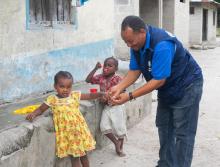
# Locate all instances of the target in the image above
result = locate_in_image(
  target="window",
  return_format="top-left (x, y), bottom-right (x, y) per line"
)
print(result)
top-left (180, 0), bottom-right (185, 3)
top-left (213, 11), bottom-right (216, 26)
top-left (190, 7), bottom-right (195, 15)
top-left (27, 0), bottom-right (77, 30)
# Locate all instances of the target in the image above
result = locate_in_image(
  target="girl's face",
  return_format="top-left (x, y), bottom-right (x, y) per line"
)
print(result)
top-left (103, 59), bottom-right (117, 77)
top-left (54, 78), bottom-right (73, 98)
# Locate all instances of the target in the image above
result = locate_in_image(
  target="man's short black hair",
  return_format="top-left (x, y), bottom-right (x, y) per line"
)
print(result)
top-left (54, 71), bottom-right (73, 84)
top-left (104, 57), bottom-right (118, 68)
top-left (121, 15), bottom-right (146, 32)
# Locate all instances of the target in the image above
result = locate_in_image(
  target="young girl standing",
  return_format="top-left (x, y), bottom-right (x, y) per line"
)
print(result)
top-left (26, 71), bottom-right (102, 167)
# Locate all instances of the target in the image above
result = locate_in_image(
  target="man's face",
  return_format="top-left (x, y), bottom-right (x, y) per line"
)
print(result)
top-left (121, 27), bottom-right (146, 51)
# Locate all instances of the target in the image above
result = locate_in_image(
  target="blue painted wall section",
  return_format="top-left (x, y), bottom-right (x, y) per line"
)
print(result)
top-left (0, 39), bottom-right (114, 101)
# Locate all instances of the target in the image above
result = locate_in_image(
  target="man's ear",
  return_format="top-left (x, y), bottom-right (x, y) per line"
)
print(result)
top-left (140, 28), bottom-right (146, 34)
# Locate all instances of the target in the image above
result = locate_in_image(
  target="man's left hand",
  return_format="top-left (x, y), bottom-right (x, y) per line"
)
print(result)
top-left (109, 92), bottom-right (129, 105)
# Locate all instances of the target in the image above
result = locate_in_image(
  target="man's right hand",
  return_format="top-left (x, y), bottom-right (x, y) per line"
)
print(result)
top-left (108, 85), bottom-right (121, 101)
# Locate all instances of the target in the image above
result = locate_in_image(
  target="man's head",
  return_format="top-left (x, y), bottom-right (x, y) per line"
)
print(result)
top-left (121, 15), bottom-right (147, 51)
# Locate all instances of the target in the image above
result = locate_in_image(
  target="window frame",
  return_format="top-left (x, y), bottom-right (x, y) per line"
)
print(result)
top-left (26, 0), bottom-right (78, 30)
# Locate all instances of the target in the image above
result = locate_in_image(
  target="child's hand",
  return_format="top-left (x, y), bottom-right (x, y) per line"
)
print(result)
top-left (100, 94), bottom-right (108, 104)
top-left (95, 62), bottom-right (102, 70)
top-left (26, 112), bottom-right (37, 122)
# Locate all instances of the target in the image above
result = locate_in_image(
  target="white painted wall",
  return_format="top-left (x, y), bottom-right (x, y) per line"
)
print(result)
top-left (114, 0), bottom-right (139, 60)
top-left (207, 7), bottom-right (217, 42)
top-left (0, 0), bottom-right (115, 101)
top-left (140, 0), bottom-right (159, 27)
top-left (0, 0), bottom-right (114, 59)
top-left (174, 0), bottom-right (190, 47)
top-left (163, 0), bottom-right (175, 33)
top-left (189, 2), bottom-right (217, 45)
top-left (189, 5), bottom-right (203, 44)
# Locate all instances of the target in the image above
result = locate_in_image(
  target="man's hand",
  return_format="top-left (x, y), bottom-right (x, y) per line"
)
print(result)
top-left (108, 85), bottom-right (121, 101)
top-left (109, 92), bottom-right (129, 105)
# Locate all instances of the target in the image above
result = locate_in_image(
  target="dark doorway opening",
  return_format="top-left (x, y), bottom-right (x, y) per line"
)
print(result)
top-left (202, 9), bottom-right (208, 41)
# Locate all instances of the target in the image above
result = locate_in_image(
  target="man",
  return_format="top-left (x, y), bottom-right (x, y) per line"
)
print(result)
top-left (109, 15), bottom-right (203, 167)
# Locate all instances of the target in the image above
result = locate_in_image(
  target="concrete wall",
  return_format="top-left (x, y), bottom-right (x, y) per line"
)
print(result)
top-left (0, 0), bottom-right (114, 101)
top-left (163, 0), bottom-right (175, 33)
top-left (189, 2), bottom-right (218, 45)
top-left (206, 4), bottom-right (217, 42)
top-left (139, 0), bottom-right (190, 47)
top-left (189, 4), bottom-right (203, 44)
top-left (0, 77), bottom-right (152, 167)
top-left (140, 0), bottom-right (159, 27)
top-left (114, 0), bottom-right (139, 60)
top-left (174, 0), bottom-right (190, 47)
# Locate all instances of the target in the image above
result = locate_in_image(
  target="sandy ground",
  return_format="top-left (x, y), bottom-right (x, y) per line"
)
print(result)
top-left (89, 47), bottom-right (220, 167)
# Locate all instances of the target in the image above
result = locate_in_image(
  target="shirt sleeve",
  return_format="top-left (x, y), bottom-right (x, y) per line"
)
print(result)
top-left (129, 49), bottom-right (141, 70)
top-left (44, 95), bottom-right (55, 107)
top-left (91, 74), bottom-right (102, 84)
top-left (72, 91), bottom-right (81, 101)
top-left (111, 75), bottom-right (122, 86)
top-left (152, 41), bottom-right (175, 80)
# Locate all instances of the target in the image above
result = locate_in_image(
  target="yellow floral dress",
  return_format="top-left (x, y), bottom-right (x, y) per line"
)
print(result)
top-left (45, 91), bottom-right (96, 158)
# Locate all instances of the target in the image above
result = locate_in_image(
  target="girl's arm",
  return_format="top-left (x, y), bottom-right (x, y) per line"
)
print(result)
top-left (26, 103), bottom-right (49, 121)
top-left (80, 92), bottom-right (104, 100)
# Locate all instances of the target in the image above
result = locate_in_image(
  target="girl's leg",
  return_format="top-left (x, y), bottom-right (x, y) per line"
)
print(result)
top-left (80, 154), bottom-right (90, 167)
top-left (70, 156), bottom-right (81, 167)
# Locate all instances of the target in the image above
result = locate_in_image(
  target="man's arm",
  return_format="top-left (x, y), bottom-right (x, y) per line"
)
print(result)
top-left (111, 79), bottom-right (166, 105)
top-left (110, 70), bottom-right (141, 98)
top-left (131, 79), bottom-right (165, 98)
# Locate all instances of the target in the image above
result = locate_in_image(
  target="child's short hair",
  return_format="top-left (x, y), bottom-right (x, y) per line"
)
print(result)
top-left (104, 57), bottom-right (118, 68)
top-left (54, 71), bottom-right (73, 84)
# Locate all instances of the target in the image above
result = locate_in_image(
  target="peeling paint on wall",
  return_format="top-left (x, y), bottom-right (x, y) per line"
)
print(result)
top-left (0, 39), bottom-right (114, 101)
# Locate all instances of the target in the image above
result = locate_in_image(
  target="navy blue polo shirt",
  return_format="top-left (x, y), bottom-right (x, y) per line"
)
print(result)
top-left (129, 33), bottom-right (175, 80)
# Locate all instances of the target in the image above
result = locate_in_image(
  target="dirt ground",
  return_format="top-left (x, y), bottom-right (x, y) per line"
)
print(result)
top-left (89, 46), bottom-right (220, 167)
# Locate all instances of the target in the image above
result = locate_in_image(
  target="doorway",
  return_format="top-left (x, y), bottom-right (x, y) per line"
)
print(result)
top-left (202, 9), bottom-right (208, 41)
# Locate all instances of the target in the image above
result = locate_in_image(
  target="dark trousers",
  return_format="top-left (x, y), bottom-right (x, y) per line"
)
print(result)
top-left (156, 78), bottom-right (203, 167)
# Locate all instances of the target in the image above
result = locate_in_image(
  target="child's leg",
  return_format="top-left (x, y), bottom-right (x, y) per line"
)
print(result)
top-left (100, 106), bottom-right (123, 156)
top-left (80, 154), bottom-right (90, 167)
top-left (70, 156), bottom-right (81, 167)
top-left (119, 137), bottom-right (124, 150)
top-left (110, 105), bottom-right (127, 157)
top-left (105, 133), bottom-right (121, 156)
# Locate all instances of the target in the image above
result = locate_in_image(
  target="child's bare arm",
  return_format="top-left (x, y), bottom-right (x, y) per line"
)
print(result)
top-left (26, 103), bottom-right (49, 122)
top-left (80, 92), bottom-right (105, 100)
top-left (85, 62), bottom-right (102, 83)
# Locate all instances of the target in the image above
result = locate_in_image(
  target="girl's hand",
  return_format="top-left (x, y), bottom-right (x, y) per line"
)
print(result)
top-left (26, 112), bottom-right (38, 122)
top-left (99, 93), bottom-right (108, 104)
top-left (95, 62), bottom-right (102, 70)
top-left (25, 103), bottom-right (48, 122)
